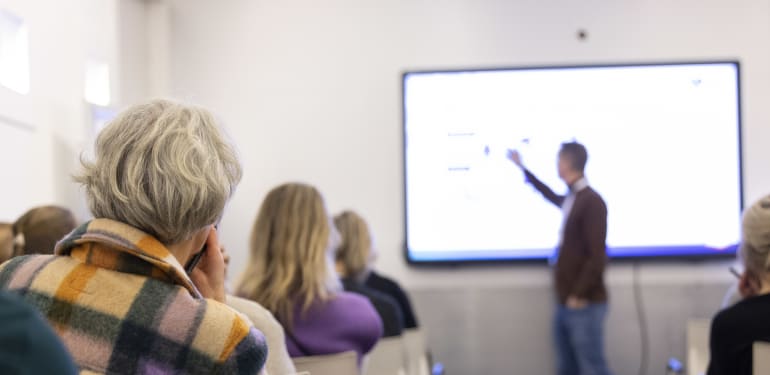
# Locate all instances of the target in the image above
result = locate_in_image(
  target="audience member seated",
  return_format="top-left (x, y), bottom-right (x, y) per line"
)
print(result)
top-left (707, 194), bottom-right (770, 375)
top-left (11, 205), bottom-right (77, 256)
top-left (334, 210), bottom-right (404, 337)
top-left (332, 211), bottom-right (420, 330)
top-left (0, 100), bottom-right (267, 374)
top-left (0, 223), bottom-right (12, 264)
top-left (236, 183), bottom-right (382, 362)
top-left (223, 247), bottom-right (297, 375)
top-left (0, 291), bottom-right (78, 374)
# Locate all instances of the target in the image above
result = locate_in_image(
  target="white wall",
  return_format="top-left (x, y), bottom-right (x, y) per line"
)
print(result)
top-left (0, 0), bottom-right (157, 222)
top-left (115, 0), bottom-right (170, 104)
top-left (0, 0), bottom-right (108, 221)
top-left (164, 1), bottom-right (770, 373)
top-left (166, 0), bottom-right (770, 287)
top-left (116, 0), bottom-right (149, 107)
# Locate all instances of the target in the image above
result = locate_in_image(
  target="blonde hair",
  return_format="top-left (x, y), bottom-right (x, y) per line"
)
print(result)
top-left (334, 210), bottom-right (373, 281)
top-left (74, 99), bottom-right (242, 245)
top-left (740, 195), bottom-right (770, 275)
top-left (236, 183), bottom-right (340, 328)
top-left (12, 206), bottom-right (77, 256)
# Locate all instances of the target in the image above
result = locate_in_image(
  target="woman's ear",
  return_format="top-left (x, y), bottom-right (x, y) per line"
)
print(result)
top-left (739, 270), bottom-right (762, 298)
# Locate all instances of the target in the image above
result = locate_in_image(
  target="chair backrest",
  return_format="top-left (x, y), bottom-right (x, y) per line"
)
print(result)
top-left (362, 336), bottom-right (407, 375)
top-left (403, 329), bottom-right (430, 375)
top-left (687, 319), bottom-right (711, 375)
top-left (753, 341), bottom-right (770, 375)
top-left (293, 350), bottom-right (358, 375)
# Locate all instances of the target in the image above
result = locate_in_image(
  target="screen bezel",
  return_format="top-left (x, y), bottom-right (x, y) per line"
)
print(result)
top-left (401, 60), bottom-right (743, 265)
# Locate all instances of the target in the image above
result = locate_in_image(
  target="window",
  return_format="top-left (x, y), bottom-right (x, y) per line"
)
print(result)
top-left (0, 9), bottom-right (30, 94)
top-left (84, 60), bottom-right (110, 106)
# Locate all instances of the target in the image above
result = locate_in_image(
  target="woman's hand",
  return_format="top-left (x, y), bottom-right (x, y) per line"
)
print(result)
top-left (189, 227), bottom-right (227, 303)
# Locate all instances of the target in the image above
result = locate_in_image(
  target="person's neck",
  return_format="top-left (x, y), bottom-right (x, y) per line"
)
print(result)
top-left (758, 282), bottom-right (770, 296)
top-left (167, 238), bottom-right (198, 267)
top-left (564, 173), bottom-right (584, 187)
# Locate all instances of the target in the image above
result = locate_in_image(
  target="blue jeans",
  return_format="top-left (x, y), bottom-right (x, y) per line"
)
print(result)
top-left (554, 303), bottom-right (613, 375)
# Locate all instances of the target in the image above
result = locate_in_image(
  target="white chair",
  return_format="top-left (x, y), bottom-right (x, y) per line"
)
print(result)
top-left (687, 319), bottom-right (711, 375)
top-left (362, 336), bottom-right (407, 375)
top-left (293, 350), bottom-right (359, 375)
top-left (753, 341), bottom-right (770, 375)
top-left (403, 329), bottom-right (431, 375)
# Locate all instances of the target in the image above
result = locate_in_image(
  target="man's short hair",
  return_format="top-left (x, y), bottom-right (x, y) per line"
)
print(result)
top-left (559, 141), bottom-right (588, 173)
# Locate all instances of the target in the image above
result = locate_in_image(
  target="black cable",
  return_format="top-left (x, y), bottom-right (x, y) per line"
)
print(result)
top-left (633, 261), bottom-right (649, 375)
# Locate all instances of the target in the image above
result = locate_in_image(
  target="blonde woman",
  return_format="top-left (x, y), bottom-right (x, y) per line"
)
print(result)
top-left (237, 183), bottom-right (382, 361)
top-left (707, 194), bottom-right (770, 375)
top-left (334, 211), bottom-right (404, 337)
top-left (0, 100), bottom-right (267, 374)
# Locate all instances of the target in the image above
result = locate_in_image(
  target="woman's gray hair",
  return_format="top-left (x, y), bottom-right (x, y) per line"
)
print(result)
top-left (75, 99), bottom-right (242, 245)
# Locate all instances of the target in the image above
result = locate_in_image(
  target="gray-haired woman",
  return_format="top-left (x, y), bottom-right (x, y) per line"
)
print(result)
top-left (0, 99), bottom-right (267, 374)
top-left (707, 195), bottom-right (770, 375)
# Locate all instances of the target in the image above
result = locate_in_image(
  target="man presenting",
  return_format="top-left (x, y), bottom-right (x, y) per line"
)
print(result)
top-left (509, 142), bottom-right (612, 375)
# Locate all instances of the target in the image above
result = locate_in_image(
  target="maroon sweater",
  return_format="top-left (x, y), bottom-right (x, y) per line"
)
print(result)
top-left (524, 170), bottom-right (609, 304)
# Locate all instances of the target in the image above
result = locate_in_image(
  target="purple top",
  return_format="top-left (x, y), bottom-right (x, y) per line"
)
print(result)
top-left (285, 291), bottom-right (383, 361)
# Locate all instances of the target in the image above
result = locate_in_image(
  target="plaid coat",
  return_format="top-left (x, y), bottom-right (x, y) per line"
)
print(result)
top-left (0, 219), bottom-right (267, 375)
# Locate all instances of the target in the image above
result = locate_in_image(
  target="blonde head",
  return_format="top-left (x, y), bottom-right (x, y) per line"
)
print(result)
top-left (334, 210), bottom-right (373, 281)
top-left (236, 183), bottom-right (340, 327)
top-left (74, 99), bottom-right (242, 245)
top-left (740, 195), bottom-right (770, 277)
